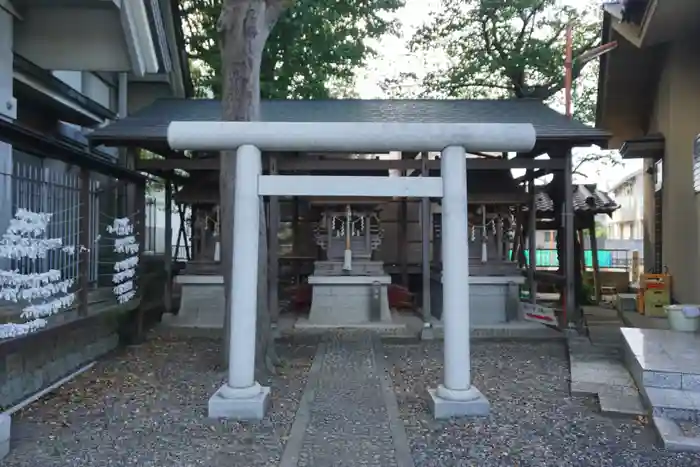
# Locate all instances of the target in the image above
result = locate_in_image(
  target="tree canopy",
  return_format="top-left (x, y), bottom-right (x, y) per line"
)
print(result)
top-left (180, 0), bottom-right (404, 99)
top-left (397, 0), bottom-right (602, 123)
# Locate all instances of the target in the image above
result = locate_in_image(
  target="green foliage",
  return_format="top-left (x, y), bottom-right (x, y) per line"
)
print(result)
top-left (594, 220), bottom-right (608, 239)
top-left (403, 0), bottom-right (602, 123)
top-left (180, 0), bottom-right (404, 99)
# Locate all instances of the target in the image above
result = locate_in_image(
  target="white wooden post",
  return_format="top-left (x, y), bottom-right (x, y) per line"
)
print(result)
top-left (428, 146), bottom-right (490, 418)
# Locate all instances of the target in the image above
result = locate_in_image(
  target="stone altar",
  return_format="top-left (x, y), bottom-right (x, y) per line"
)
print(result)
top-left (306, 206), bottom-right (393, 325)
top-left (431, 208), bottom-right (525, 324)
top-left (171, 262), bottom-right (224, 328)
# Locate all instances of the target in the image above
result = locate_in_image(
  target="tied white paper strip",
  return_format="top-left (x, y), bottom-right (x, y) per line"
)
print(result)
top-left (0, 318), bottom-right (48, 339)
top-left (113, 268), bottom-right (136, 284)
top-left (21, 293), bottom-right (76, 320)
top-left (0, 278), bottom-right (75, 302)
top-left (113, 280), bottom-right (133, 297)
top-left (107, 217), bottom-right (139, 304)
top-left (0, 209), bottom-right (78, 340)
top-left (114, 236), bottom-right (139, 255)
top-left (106, 218), bottom-right (134, 236)
top-left (114, 255), bottom-right (139, 272)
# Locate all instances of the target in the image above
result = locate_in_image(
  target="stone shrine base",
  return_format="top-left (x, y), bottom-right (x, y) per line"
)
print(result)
top-left (431, 275), bottom-right (526, 325)
top-left (307, 274), bottom-right (393, 325)
top-left (168, 274), bottom-right (224, 329)
top-left (295, 313), bottom-right (408, 333)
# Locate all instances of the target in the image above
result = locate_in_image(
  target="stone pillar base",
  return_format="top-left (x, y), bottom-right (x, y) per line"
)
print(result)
top-left (420, 322), bottom-right (436, 340)
top-left (427, 386), bottom-right (490, 419)
top-left (1, 413), bottom-right (10, 459)
top-left (208, 384), bottom-right (270, 420)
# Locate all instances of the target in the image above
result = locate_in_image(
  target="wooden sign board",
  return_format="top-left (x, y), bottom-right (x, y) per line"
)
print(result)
top-left (522, 302), bottom-right (558, 327)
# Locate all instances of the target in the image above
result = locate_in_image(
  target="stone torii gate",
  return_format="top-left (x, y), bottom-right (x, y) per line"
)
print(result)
top-left (167, 121), bottom-right (536, 420)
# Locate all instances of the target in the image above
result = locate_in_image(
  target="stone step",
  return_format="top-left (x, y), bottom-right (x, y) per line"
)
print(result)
top-left (598, 387), bottom-right (645, 416)
top-left (622, 329), bottom-right (700, 393)
top-left (644, 387), bottom-right (700, 421)
top-left (653, 416), bottom-right (700, 452)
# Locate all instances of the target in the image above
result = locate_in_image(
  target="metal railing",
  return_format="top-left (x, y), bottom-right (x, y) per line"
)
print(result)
top-left (515, 248), bottom-right (632, 270)
top-left (3, 162), bottom-right (101, 283)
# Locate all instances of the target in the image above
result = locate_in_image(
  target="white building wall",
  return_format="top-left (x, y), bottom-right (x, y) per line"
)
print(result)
top-left (608, 172), bottom-right (645, 240)
top-left (145, 189), bottom-right (183, 256)
top-left (82, 72), bottom-right (113, 109)
top-left (52, 70), bottom-right (83, 91)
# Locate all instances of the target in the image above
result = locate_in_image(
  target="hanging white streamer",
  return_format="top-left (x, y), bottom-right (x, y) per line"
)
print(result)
top-left (0, 209), bottom-right (77, 340)
top-left (107, 217), bottom-right (139, 304)
top-left (0, 318), bottom-right (48, 339)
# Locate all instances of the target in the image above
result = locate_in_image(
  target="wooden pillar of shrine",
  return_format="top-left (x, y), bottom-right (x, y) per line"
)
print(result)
top-left (588, 214), bottom-right (601, 303)
top-left (528, 176), bottom-right (537, 304)
top-left (164, 179), bottom-right (173, 314)
top-left (268, 155), bottom-right (280, 324)
top-left (78, 167), bottom-right (90, 316)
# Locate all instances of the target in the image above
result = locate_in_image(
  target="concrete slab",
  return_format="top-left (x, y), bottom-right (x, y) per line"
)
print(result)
top-left (430, 319), bottom-right (563, 340)
top-left (598, 388), bottom-right (645, 416)
top-left (622, 327), bottom-right (700, 390)
top-left (294, 317), bottom-right (408, 332)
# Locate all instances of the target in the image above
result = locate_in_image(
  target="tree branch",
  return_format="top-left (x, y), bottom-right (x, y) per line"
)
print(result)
top-left (514, 3), bottom-right (543, 52)
top-left (265, 0), bottom-right (293, 28)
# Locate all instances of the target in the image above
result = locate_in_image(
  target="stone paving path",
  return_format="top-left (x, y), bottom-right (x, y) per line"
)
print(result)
top-left (568, 305), bottom-right (645, 415)
top-left (280, 332), bottom-right (414, 467)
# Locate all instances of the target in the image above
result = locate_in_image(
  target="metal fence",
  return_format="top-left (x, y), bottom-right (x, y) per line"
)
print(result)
top-left (515, 248), bottom-right (632, 270)
top-left (5, 161), bottom-right (101, 284)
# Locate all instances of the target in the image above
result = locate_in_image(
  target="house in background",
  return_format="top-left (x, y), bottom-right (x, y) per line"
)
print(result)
top-left (606, 168), bottom-right (644, 241)
top-left (535, 229), bottom-right (556, 249)
top-left (597, 0), bottom-right (700, 303)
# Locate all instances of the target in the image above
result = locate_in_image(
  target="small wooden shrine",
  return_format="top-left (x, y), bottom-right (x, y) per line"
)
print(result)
top-left (86, 98), bottom-right (613, 331)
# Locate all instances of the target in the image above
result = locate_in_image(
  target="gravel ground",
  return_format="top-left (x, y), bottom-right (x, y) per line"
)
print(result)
top-left (3, 336), bottom-right (316, 467)
top-left (7, 337), bottom-right (700, 467)
top-left (385, 340), bottom-right (700, 467)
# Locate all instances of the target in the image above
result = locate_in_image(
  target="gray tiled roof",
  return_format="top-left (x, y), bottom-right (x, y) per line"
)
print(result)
top-left (89, 98), bottom-right (610, 147)
top-left (532, 184), bottom-right (618, 214)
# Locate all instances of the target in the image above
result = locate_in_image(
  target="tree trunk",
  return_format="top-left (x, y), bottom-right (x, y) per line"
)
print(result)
top-left (217, 0), bottom-right (288, 374)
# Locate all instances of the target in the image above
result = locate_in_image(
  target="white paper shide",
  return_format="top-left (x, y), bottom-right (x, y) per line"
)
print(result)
top-left (107, 217), bottom-right (139, 304)
top-left (0, 209), bottom-right (77, 339)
